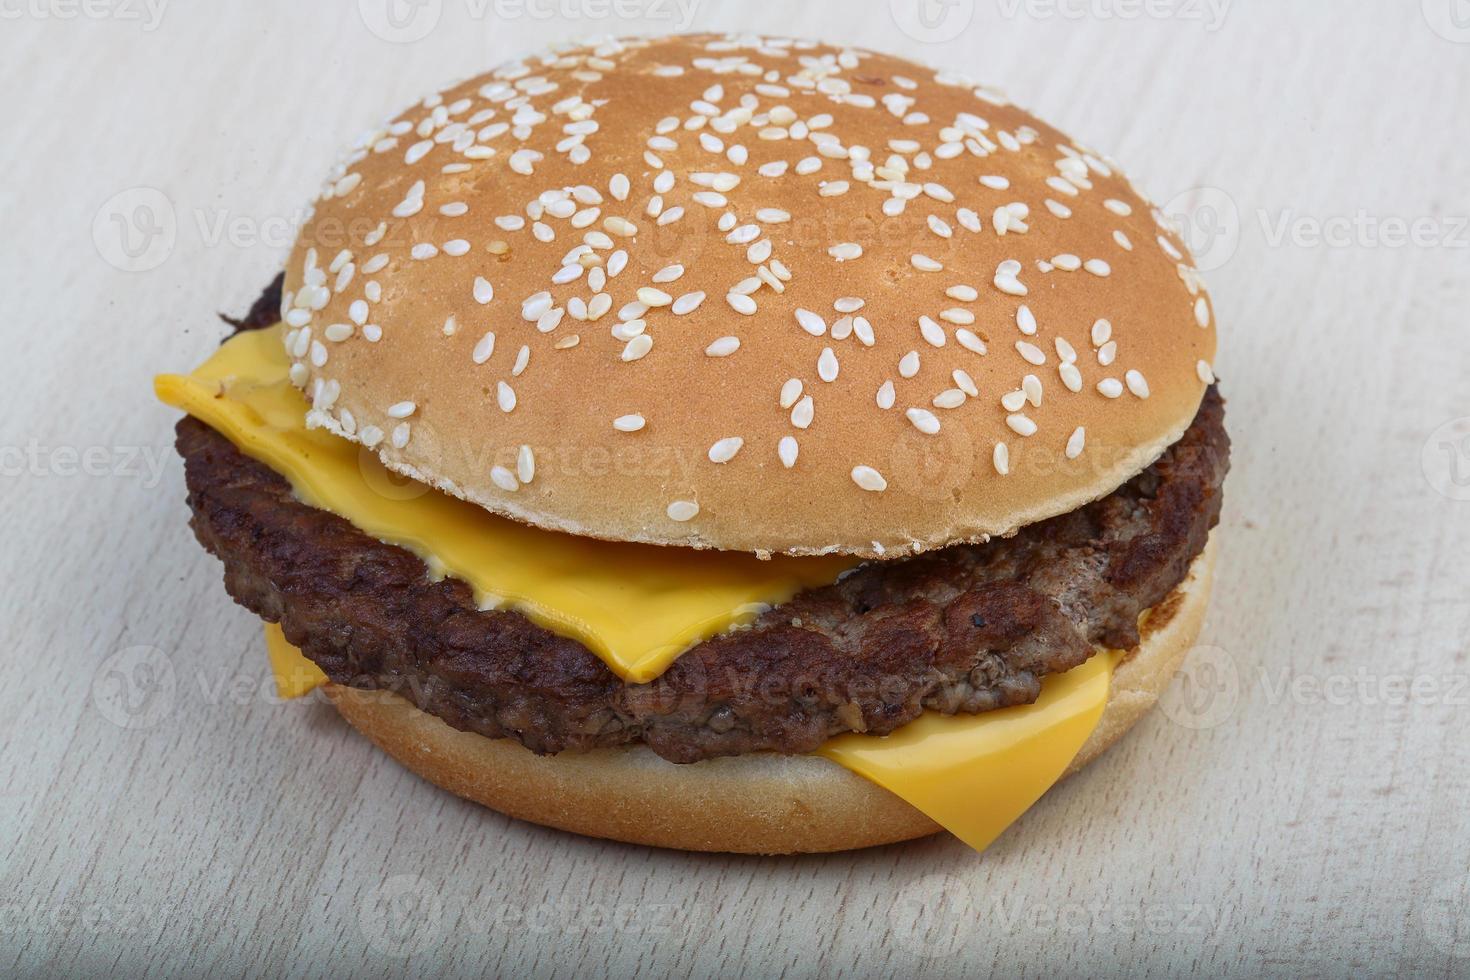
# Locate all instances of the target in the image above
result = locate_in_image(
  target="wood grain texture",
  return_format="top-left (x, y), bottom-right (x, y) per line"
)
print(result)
top-left (3, 2), bottom-right (1468, 975)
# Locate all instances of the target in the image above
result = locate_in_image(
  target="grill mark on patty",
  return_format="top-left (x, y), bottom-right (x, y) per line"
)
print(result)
top-left (175, 279), bottom-right (1228, 763)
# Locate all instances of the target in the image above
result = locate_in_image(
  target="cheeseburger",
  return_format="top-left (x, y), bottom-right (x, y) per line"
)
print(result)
top-left (156, 33), bottom-right (1227, 854)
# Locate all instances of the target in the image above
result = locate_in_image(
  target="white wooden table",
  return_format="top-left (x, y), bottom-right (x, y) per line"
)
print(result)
top-left (4, 2), bottom-right (1469, 975)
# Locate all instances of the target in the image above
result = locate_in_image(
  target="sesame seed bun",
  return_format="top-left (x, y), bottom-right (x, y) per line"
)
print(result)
top-left (323, 537), bottom-right (1214, 854)
top-left (285, 34), bottom-right (1216, 557)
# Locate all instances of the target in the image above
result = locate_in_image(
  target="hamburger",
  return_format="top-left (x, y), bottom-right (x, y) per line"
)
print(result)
top-left (155, 33), bottom-right (1227, 854)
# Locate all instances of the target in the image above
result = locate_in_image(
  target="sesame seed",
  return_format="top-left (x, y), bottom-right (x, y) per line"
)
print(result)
top-left (472, 332), bottom-right (496, 364)
top-left (491, 466), bottom-right (520, 492)
top-left (932, 388), bottom-right (966, 410)
top-left (1016, 305), bottom-right (1037, 335)
top-left (473, 277), bottom-right (494, 304)
top-left (726, 293), bottom-right (758, 316)
top-left (956, 329), bottom-right (987, 355)
top-left (1056, 337), bottom-right (1078, 363)
top-left (851, 466), bottom-right (887, 492)
top-left (324, 323), bottom-right (353, 343)
top-left (1098, 341), bottom-right (1117, 366)
top-left (791, 395), bottom-right (814, 429)
top-left (1052, 253), bottom-right (1082, 272)
top-left (1125, 369), bottom-right (1151, 398)
top-left (953, 369), bottom-right (978, 397)
top-left (1066, 427), bottom-right (1086, 460)
top-left (899, 350), bottom-right (921, 378)
top-left (708, 437), bottom-right (744, 463)
top-left (1001, 390), bottom-right (1027, 412)
top-left (778, 436), bottom-right (798, 469)
top-left (1059, 362), bottom-right (1083, 392)
top-left (652, 264), bottom-right (684, 283)
top-left (1084, 259), bottom-right (1112, 277)
top-left (946, 284), bottom-right (979, 302)
top-left (512, 345), bottom-right (530, 377)
top-left (828, 242), bottom-right (863, 261)
top-left (667, 500), bottom-right (699, 522)
top-left (1097, 377), bottom-right (1124, 398)
top-left (1197, 360), bottom-right (1216, 384)
top-left (1022, 374), bottom-right (1043, 407)
top-left (637, 286), bottom-right (673, 307)
top-left (794, 308), bottom-right (827, 337)
top-left (919, 316), bottom-right (947, 348)
top-left (993, 443), bottom-right (1010, 476)
top-left (1091, 318), bottom-right (1112, 345)
top-left (517, 445), bottom-right (535, 484)
top-left (1006, 413), bottom-right (1038, 437)
top-left (622, 334), bottom-right (653, 361)
top-left (604, 216), bottom-right (638, 237)
top-left (876, 380), bottom-right (896, 410)
top-left (834, 297), bottom-right (865, 314)
top-left (911, 253), bottom-right (943, 272)
top-left (706, 336), bottom-right (740, 357)
top-left (391, 422), bottom-right (411, 449)
top-left (818, 347), bottom-right (839, 382)
top-left (1016, 341), bottom-right (1046, 365)
top-left (1195, 296), bottom-right (1211, 328)
top-left (939, 308), bottom-right (975, 325)
top-left (387, 400), bottom-right (416, 419)
top-left (852, 316), bottom-right (875, 347)
top-left (613, 414), bottom-right (645, 432)
top-left (496, 381), bottom-right (516, 412)
top-left (906, 407), bottom-right (941, 434)
top-left (980, 175), bottom-right (1010, 190)
top-left (672, 291), bottom-right (705, 315)
top-left (1104, 199), bottom-right (1132, 216)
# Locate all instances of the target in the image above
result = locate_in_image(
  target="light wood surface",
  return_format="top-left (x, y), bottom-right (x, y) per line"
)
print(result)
top-left (4, 2), bottom-right (1469, 975)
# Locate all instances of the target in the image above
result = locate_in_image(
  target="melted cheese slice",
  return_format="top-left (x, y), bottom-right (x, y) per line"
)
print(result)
top-left (155, 326), bottom-right (854, 683)
top-left (263, 622), bottom-right (328, 698)
top-left (160, 325), bottom-right (1115, 853)
top-left (817, 653), bottom-right (1114, 853)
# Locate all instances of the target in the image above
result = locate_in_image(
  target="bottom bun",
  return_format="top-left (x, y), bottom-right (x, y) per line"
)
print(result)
top-left (327, 536), bottom-right (1217, 854)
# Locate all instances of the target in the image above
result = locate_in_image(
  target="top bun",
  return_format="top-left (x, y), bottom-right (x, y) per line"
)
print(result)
top-left (283, 33), bottom-right (1217, 558)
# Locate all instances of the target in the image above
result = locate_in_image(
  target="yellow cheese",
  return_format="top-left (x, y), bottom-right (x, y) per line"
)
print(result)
top-left (262, 622), bottom-right (328, 698)
top-left (155, 326), bottom-right (855, 682)
top-left (161, 324), bottom-right (1114, 854)
top-left (817, 652), bottom-right (1114, 853)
